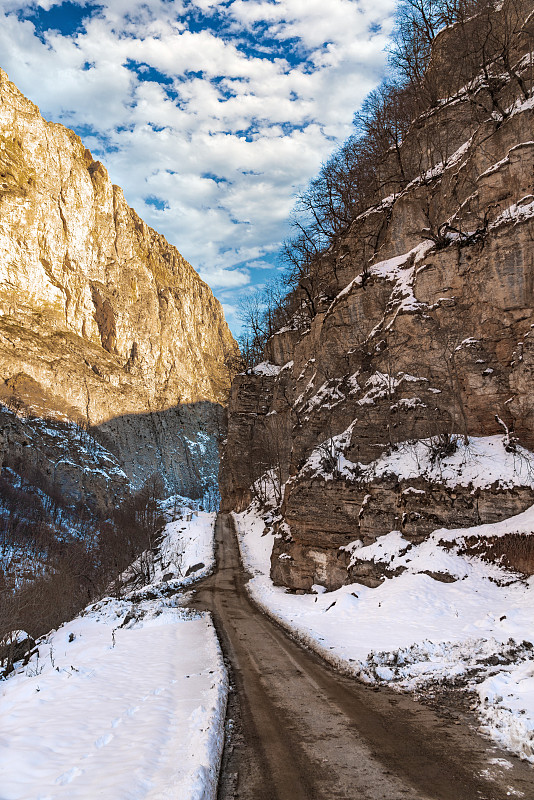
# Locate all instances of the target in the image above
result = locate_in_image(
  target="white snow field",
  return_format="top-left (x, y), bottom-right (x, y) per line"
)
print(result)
top-left (0, 510), bottom-right (228, 800)
top-left (124, 508), bottom-right (219, 599)
top-left (234, 445), bottom-right (534, 764)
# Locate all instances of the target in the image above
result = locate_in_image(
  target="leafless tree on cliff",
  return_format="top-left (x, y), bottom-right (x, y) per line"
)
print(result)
top-left (280, 229), bottom-right (322, 320)
top-left (222, 344), bottom-right (245, 385)
top-left (446, 0), bottom-right (532, 119)
top-left (237, 279), bottom-right (293, 367)
top-left (388, 0), bottom-right (443, 93)
top-left (239, 0), bottom-right (532, 375)
top-left (354, 81), bottom-right (416, 189)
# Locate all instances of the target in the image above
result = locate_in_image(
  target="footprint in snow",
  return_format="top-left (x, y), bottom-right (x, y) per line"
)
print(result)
top-left (153, 687), bottom-right (164, 696)
top-left (127, 706), bottom-right (140, 716)
top-left (94, 733), bottom-right (113, 748)
top-left (55, 767), bottom-right (83, 785)
top-left (111, 717), bottom-right (122, 728)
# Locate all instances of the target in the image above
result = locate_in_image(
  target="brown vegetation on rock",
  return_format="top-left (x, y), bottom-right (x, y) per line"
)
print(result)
top-left (222, 0), bottom-right (534, 591)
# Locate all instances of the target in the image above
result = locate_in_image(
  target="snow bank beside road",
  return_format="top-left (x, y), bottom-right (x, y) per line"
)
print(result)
top-left (0, 511), bottom-right (227, 800)
top-left (126, 510), bottom-right (218, 600)
top-left (233, 503), bottom-right (534, 763)
top-left (477, 659), bottom-right (534, 763)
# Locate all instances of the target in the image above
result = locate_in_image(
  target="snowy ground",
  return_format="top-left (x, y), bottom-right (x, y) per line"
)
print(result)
top-left (234, 499), bottom-right (534, 764)
top-left (305, 432), bottom-right (534, 489)
top-left (124, 507), bottom-right (219, 600)
top-left (0, 509), bottom-right (228, 800)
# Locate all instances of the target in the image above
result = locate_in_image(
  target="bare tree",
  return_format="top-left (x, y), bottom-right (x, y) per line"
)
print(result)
top-left (238, 279), bottom-right (293, 367)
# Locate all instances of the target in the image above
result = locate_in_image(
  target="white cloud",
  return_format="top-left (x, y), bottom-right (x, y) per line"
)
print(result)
top-left (198, 265), bottom-right (250, 289)
top-left (243, 259), bottom-right (277, 270)
top-left (0, 0), bottom-right (397, 333)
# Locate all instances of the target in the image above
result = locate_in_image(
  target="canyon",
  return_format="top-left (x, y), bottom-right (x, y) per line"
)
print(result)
top-left (1, 1), bottom-right (534, 792)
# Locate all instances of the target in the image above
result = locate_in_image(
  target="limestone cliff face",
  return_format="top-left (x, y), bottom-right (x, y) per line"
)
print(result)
top-left (221, 1), bottom-right (534, 590)
top-left (0, 68), bottom-right (237, 497)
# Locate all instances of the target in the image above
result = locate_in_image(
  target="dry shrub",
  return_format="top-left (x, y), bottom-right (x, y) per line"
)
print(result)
top-left (461, 533), bottom-right (534, 575)
top-left (0, 472), bottom-right (166, 653)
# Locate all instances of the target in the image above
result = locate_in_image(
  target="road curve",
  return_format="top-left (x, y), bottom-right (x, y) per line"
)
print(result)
top-left (191, 513), bottom-right (534, 800)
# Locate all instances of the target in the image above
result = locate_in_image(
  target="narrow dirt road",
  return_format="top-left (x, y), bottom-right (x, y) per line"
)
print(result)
top-left (191, 513), bottom-right (533, 800)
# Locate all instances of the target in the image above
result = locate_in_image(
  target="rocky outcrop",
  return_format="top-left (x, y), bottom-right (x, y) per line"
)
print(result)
top-left (0, 403), bottom-right (130, 516)
top-left (0, 69), bottom-right (237, 498)
top-left (271, 475), bottom-right (534, 591)
top-left (221, 0), bottom-right (534, 590)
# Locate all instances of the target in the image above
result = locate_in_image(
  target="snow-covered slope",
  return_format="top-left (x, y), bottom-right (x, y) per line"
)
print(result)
top-left (0, 510), bottom-right (227, 800)
top-left (122, 507), bottom-right (219, 599)
top-left (234, 500), bottom-right (534, 763)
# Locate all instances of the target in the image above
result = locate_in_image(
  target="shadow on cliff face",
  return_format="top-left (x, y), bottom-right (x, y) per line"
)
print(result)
top-left (90, 400), bottom-right (226, 501)
top-left (0, 398), bottom-right (225, 648)
top-left (0, 387), bottom-right (225, 514)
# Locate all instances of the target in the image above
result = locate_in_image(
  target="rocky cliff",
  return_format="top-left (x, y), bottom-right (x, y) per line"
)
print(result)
top-left (0, 68), bottom-right (238, 503)
top-left (221, 0), bottom-right (534, 590)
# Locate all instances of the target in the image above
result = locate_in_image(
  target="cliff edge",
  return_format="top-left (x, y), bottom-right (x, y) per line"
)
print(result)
top-left (0, 68), bottom-right (238, 501)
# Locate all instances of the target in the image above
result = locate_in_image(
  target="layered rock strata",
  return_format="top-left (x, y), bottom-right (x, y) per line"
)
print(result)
top-left (221, 0), bottom-right (534, 590)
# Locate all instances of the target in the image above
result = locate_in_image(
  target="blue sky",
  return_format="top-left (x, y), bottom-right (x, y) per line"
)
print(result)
top-left (0, 0), bottom-right (396, 334)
